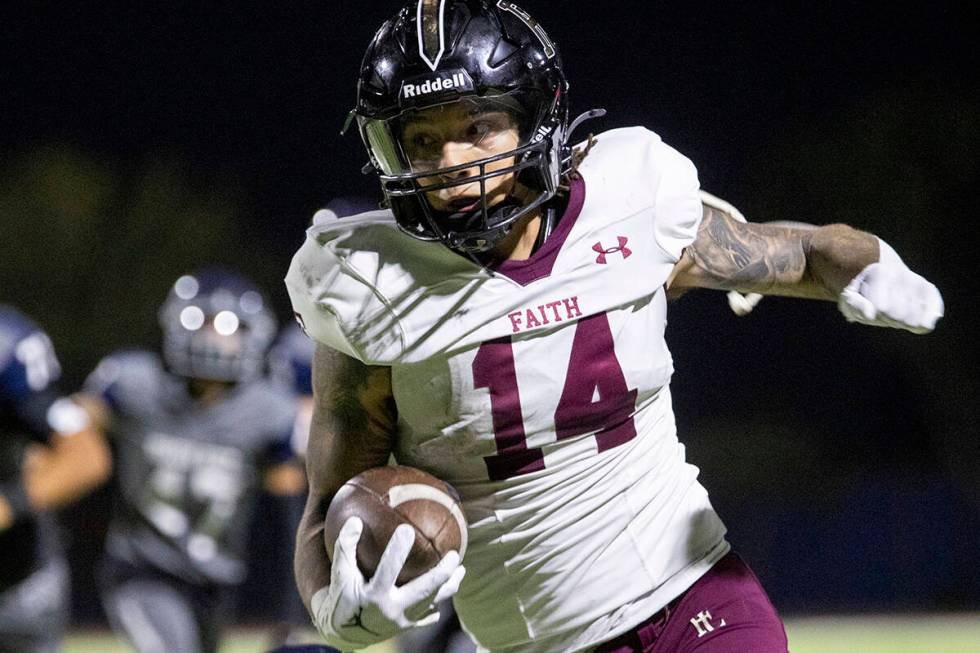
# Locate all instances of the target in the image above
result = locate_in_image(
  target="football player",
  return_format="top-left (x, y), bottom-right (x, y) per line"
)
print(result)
top-left (1, 305), bottom-right (111, 653)
top-left (285, 2), bottom-right (944, 652)
top-left (76, 269), bottom-right (305, 653)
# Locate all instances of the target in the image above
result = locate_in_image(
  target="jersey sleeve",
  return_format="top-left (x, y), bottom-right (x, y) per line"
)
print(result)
top-left (574, 127), bottom-right (703, 265)
top-left (647, 132), bottom-right (703, 263)
top-left (83, 350), bottom-right (163, 419)
top-left (1, 368), bottom-right (59, 444)
top-left (0, 329), bottom-right (83, 443)
top-left (284, 230), bottom-right (368, 361)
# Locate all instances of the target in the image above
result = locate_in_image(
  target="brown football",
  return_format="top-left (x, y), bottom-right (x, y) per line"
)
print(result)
top-left (323, 465), bottom-right (467, 585)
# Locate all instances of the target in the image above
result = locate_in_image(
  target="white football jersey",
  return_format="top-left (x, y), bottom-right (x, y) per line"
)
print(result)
top-left (286, 127), bottom-right (729, 653)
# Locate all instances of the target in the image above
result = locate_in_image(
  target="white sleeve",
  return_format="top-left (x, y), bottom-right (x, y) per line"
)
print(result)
top-left (649, 137), bottom-right (703, 263)
top-left (284, 235), bottom-right (363, 361)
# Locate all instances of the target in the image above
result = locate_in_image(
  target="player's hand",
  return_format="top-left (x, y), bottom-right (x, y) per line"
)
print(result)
top-left (311, 517), bottom-right (465, 651)
top-left (838, 240), bottom-right (944, 334)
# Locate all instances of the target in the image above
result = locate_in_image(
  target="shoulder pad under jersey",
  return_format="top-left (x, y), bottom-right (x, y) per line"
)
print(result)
top-left (574, 127), bottom-right (702, 262)
top-left (84, 349), bottom-right (166, 415)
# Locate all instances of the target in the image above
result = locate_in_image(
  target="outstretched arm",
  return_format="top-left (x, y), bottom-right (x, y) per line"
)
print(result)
top-left (0, 409), bottom-right (111, 531)
top-left (1, 391), bottom-right (111, 532)
top-left (669, 204), bottom-right (876, 299)
top-left (667, 204), bottom-right (943, 332)
top-left (18, 421), bottom-right (112, 510)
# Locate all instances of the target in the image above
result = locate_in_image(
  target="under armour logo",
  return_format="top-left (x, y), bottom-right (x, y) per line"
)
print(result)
top-left (690, 610), bottom-right (726, 638)
top-left (593, 236), bottom-right (632, 264)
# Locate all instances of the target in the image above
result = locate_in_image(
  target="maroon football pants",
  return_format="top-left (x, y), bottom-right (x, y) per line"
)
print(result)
top-left (594, 552), bottom-right (788, 653)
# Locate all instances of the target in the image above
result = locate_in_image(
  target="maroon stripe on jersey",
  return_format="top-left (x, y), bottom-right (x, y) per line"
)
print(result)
top-left (491, 175), bottom-right (586, 286)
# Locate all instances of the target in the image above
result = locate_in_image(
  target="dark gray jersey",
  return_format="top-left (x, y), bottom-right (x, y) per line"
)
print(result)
top-left (86, 350), bottom-right (297, 586)
top-left (1, 306), bottom-right (65, 592)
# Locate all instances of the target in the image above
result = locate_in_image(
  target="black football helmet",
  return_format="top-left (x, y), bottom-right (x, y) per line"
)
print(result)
top-left (158, 268), bottom-right (277, 383)
top-left (354, 0), bottom-right (570, 253)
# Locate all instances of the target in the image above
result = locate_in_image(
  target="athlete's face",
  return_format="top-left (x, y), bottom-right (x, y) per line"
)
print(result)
top-left (400, 101), bottom-right (521, 213)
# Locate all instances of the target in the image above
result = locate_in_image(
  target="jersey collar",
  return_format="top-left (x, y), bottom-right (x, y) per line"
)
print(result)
top-left (488, 175), bottom-right (586, 286)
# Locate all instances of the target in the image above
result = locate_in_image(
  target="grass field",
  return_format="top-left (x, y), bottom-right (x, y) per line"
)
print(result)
top-left (63, 614), bottom-right (980, 653)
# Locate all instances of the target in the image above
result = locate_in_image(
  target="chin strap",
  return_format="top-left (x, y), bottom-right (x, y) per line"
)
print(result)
top-left (532, 204), bottom-right (559, 254)
top-left (562, 108), bottom-right (607, 169)
top-left (454, 203), bottom-right (558, 275)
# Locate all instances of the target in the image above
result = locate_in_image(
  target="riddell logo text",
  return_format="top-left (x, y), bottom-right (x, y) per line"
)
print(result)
top-left (402, 73), bottom-right (468, 98)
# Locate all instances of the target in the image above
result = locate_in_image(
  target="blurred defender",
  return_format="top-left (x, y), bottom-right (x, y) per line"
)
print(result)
top-left (1, 305), bottom-right (111, 653)
top-left (77, 269), bottom-right (305, 653)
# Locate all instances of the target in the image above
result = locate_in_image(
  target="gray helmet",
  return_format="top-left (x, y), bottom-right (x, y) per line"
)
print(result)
top-left (158, 268), bottom-right (276, 383)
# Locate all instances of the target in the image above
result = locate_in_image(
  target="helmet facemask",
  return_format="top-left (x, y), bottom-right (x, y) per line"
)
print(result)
top-left (360, 90), bottom-right (563, 253)
top-left (159, 271), bottom-right (277, 384)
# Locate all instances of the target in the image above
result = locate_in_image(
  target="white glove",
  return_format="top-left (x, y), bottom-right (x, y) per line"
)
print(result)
top-left (838, 238), bottom-right (944, 334)
top-left (727, 290), bottom-right (763, 316)
top-left (311, 517), bottom-right (466, 651)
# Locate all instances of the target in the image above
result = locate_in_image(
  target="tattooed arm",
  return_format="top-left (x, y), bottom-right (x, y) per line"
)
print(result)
top-left (667, 203), bottom-right (879, 299)
top-left (294, 344), bottom-right (397, 612)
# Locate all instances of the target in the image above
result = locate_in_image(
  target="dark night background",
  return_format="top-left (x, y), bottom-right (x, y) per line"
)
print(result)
top-left (2, 0), bottom-right (977, 627)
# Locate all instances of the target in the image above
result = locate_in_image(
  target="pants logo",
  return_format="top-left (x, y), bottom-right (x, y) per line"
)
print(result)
top-left (593, 236), bottom-right (632, 264)
top-left (690, 610), bottom-right (726, 638)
